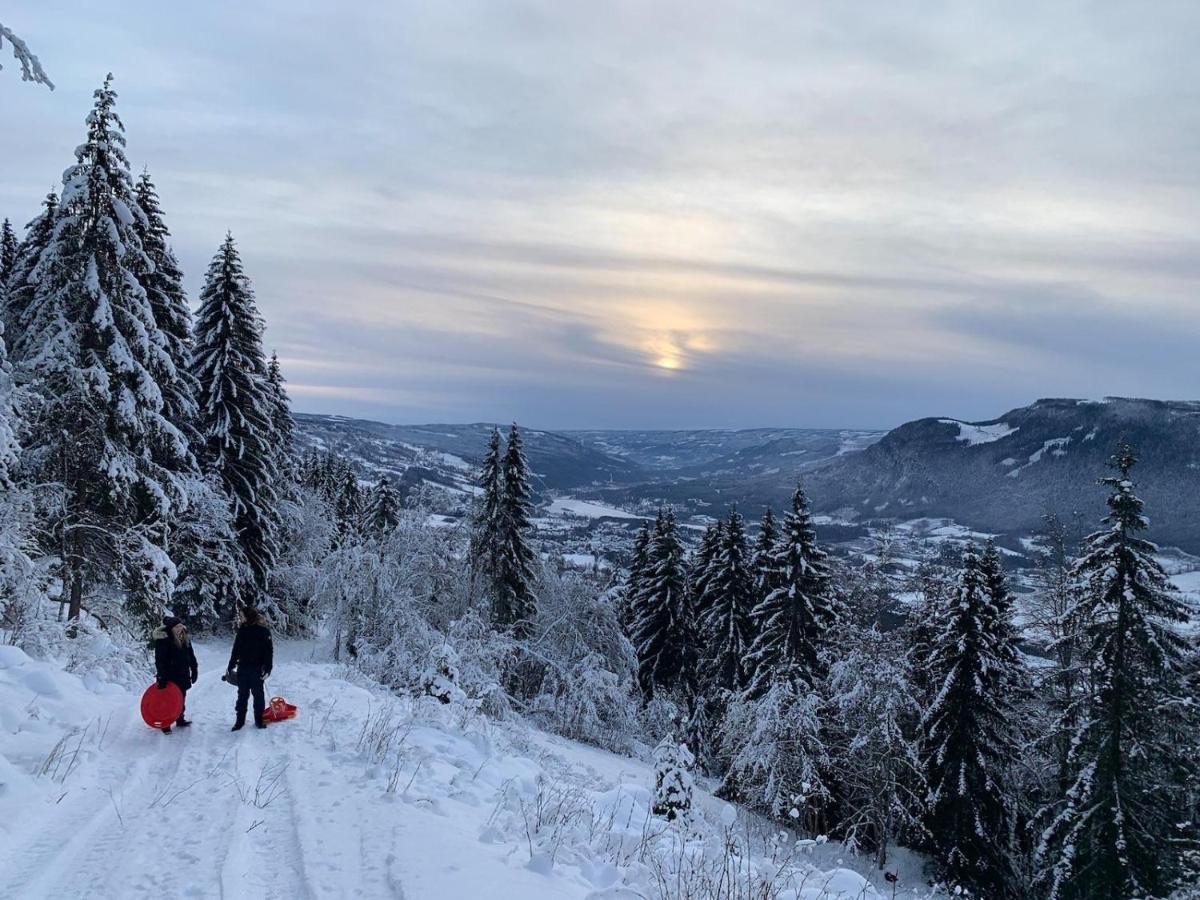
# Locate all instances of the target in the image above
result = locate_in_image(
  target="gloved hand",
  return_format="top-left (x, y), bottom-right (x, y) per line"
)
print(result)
top-left (190, 667), bottom-right (199, 683)
top-left (156, 676), bottom-right (167, 690)
top-left (263, 669), bottom-right (271, 680)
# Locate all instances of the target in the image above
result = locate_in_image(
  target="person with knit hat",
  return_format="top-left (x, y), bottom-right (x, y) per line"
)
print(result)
top-left (152, 615), bottom-right (199, 734)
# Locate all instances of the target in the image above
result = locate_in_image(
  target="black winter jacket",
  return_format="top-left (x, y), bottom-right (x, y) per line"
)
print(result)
top-left (228, 619), bottom-right (273, 678)
top-left (154, 619), bottom-right (198, 690)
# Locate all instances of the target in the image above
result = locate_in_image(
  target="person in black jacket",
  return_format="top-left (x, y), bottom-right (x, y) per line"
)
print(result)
top-left (153, 616), bottom-right (198, 734)
top-left (227, 604), bottom-right (273, 731)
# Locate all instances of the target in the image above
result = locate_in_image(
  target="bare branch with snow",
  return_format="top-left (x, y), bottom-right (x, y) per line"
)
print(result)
top-left (0, 22), bottom-right (54, 90)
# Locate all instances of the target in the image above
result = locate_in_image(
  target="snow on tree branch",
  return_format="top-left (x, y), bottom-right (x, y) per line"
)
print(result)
top-left (0, 22), bottom-right (54, 90)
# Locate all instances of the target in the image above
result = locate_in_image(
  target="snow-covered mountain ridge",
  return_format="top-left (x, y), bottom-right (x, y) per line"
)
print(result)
top-left (802, 397), bottom-right (1200, 551)
top-left (297, 396), bottom-right (1200, 551)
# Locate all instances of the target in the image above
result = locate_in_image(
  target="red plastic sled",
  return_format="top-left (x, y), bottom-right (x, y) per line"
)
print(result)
top-left (140, 682), bottom-right (184, 729)
top-left (262, 696), bottom-right (298, 723)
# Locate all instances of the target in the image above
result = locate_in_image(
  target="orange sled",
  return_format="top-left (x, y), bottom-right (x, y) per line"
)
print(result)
top-left (262, 696), bottom-right (298, 723)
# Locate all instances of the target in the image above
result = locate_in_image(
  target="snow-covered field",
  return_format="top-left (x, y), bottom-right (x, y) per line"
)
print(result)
top-left (0, 641), bottom-right (924, 899)
top-left (547, 496), bottom-right (645, 521)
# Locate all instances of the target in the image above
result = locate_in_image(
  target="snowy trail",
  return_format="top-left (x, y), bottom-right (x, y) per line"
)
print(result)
top-left (0, 644), bottom-right (339, 900)
top-left (1, 641), bottom-right (904, 900)
top-left (0, 641), bottom-right (573, 899)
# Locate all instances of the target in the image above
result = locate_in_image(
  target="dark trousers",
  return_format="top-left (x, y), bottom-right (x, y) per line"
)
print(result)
top-left (177, 685), bottom-right (188, 723)
top-left (235, 669), bottom-right (266, 723)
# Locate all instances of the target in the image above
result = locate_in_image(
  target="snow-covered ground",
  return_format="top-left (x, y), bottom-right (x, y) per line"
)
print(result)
top-left (0, 641), bottom-right (929, 899)
top-left (547, 496), bottom-right (646, 521)
top-left (937, 420), bottom-right (1017, 446)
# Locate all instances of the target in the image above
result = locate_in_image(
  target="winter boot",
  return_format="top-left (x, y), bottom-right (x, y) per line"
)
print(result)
top-left (255, 712), bottom-right (266, 729)
top-left (232, 712), bottom-right (246, 732)
top-left (161, 725), bottom-right (172, 734)
top-left (176, 717), bottom-right (191, 728)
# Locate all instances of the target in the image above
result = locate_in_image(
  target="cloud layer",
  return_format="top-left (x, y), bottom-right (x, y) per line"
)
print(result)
top-left (2, 1), bottom-right (1198, 428)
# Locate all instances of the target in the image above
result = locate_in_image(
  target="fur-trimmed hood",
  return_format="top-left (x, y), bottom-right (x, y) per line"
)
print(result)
top-left (153, 617), bottom-right (190, 647)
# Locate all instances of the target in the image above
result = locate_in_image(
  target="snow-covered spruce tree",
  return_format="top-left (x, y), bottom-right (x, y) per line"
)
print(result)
top-left (265, 351), bottom-right (294, 453)
top-left (362, 476), bottom-right (401, 537)
top-left (469, 427), bottom-right (504, 602)
top-left (616, 520), bottom-right (651, 630)
top-left (495, 424), bottom-right (537, 635)
top-left (741, 507), bottom-right (778, 690)
top-left (334, 467), bottom-right (362, 542)
top-left (1036, 444), bottom-right (1197, 900)
top-left (169, 474), bottom-right (245, 629)
top-left (700, 508), bottom-right (755, 695)
top-left (652, 734), bottom-right (695, 822)
top-left (751, 505), bottom-right (777, 593)
top-left (128, 171), bottom-right (248, 629)
top-left (901, 545), bottom-right (959, 706)
top-left (630, 508), bottom-right (696, 702)
top-left (979, 539), bottom-right (1024, 684)
top-left (920, 543), bottom-right (1020, 898)
top-left (744, 484), bottom-right (836, 698)
top-left (5, 191), bottom-right (57, 357)
top-left (0, 218), bottom-right (17, 294)
top-left (192, 233), bottom-right (280, 590)
top-left (827, 626), bottom-right (927, 869)
top-left (132, 171), bottom-right (199, 447)
top-left (690, 519), bottom-right (723, 621)
top-left (0, 302), bottom-right (48, 641)
top-left (19, 76), bottom-right (190, 627)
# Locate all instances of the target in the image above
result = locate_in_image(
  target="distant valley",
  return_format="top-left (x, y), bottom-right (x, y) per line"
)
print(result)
top-left (296, 395), bottom-right (1200, 556)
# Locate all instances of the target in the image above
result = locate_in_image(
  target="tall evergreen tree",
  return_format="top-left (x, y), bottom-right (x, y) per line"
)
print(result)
top-left (701, 508), bottom-right (755, 694)
top-left (335, 468), bottom-right (362, 540)
top-left (363, 476), bottom-right (401, 537)
top-left (4, 190), bottom-right (56, 356)
top-left (0, 218), bottom-right (17, 295)
top-left (19, 76), bottom-right (189, 623)
top-left (191, 233), bottom-right (279, 588)
top-left (979, 538), bottom-right (1027, 699)
top-left (1037, 444), bottom-right (1197, 900)
top-left (495, 423), bottom-right (538, 634)
top-left (617, 521), bottom-right (652, 630)
top-left (0, 311), bottom-right (19, 487)
top-left (131, 170), bottom-right (199, 447)
top-left (631, 508), bottom-right (695, 701)
top-left (745, 485), bottom-right (835, 696)
top-left (265, 350), bottom-right (294, 451)
top-left (690, 520), bottom-right (723, 625)
top-left (470, 427), bottom-right (504, 595)
top-left (920, 543), bottom-right (1019, 897)
top-left (750, 506), bottom-right (777, 594)
top-left (742, 507), bottom-right (778, 690)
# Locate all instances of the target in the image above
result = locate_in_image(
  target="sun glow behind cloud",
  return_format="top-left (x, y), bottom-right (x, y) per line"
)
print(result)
top-left (4, 0), bottom-right (1199, 428)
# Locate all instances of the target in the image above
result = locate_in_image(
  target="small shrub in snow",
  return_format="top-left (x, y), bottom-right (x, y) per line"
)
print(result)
top-left (421, 644), bottom-right (466, 705)
top-left (652, 734), bottom-right (695, 822)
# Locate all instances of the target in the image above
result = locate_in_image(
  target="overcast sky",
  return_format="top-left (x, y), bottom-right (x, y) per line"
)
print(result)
top-left (2, 1), bottom-right (1198, 429)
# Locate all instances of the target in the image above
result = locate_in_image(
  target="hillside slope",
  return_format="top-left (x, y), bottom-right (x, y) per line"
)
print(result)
top-left (295, 415), bottom-right (642, 495)
top-left (0, 642), bottom-right (926, 899)
top-left (803, 397), bottom-right (1200, 549)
